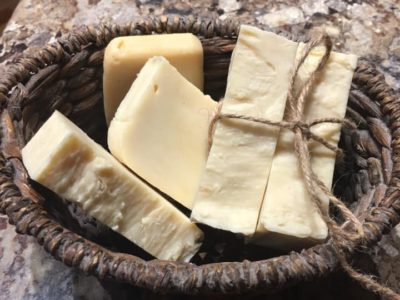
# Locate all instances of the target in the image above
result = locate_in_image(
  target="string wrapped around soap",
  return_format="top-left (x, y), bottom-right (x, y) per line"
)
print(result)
top-left (208, 34), bottom-right (400, 299)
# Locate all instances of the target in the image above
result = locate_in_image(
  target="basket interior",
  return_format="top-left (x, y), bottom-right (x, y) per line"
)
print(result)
top-left (12, 35), bottom-right (393, 265)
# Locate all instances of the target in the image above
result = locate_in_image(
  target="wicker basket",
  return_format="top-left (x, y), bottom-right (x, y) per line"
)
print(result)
top-left (0, 15), bottom-right (399, 295)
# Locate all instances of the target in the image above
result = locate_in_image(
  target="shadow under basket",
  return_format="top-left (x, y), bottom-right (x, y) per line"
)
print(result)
top-left (0, 15), bottom-right (400, 295)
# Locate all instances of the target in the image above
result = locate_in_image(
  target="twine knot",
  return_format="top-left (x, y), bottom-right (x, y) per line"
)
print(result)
top-left (291, 121), bottom-right (311, 139)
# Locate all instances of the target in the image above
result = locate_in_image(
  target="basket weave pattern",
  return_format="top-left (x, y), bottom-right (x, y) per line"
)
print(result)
top-left (0, 16), bottom-right (399, 294)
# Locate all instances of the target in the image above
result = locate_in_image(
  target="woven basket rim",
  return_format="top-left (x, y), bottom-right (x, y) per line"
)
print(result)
top-left (0, 15), bottom-right (399, 295)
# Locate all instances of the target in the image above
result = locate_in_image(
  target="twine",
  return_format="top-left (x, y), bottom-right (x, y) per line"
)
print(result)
top-left (208, 34), bottom-right (400, 299)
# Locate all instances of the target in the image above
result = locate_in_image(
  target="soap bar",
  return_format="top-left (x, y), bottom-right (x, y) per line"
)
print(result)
top-left (22, 111), bottom-right (203, 261)
top-left (191, 25), bottom-right (299, 235)
top-left (108, 57), bottom-right (217, 209)
top-left (253, 45), bottom-right (358, 249)
top-left (103, 33), bottom-right (204, 123)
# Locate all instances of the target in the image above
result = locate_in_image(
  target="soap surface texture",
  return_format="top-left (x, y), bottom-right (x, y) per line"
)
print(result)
top-left (108, 56), bottom-right (217, 209)
top-left (103, 33), bottom-right (204, 123)
top-left (254, 44), bottom-right (358, 249)
top-left (191, 25), bottom-right (299, 235)
top-left (22, 111), bottom-right (203, 262)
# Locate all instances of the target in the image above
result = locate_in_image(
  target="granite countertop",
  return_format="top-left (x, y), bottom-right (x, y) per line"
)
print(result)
top-left (0, 1), bottom-right (399, 299)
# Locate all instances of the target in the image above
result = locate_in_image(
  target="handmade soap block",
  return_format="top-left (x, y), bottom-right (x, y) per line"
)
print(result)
top-left (108, 56), bottom-right (217, 209)
top-left (103, 33), bottom-right (204, 123)
top-left (191, 25), bottom-right (299, 235)
top-left (253, 45), bottom-right (358, 249)
top-left (22, 111), bottom-right (203, 262)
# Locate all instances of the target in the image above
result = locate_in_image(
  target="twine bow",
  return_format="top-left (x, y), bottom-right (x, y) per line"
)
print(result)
top-left (209, 34), bottom-right (400, 299)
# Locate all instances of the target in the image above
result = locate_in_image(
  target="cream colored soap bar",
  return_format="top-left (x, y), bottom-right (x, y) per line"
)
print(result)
top-left (191, 25), bottom-right (299, 235)
top-left (108, 57), bottom-right (217, 210)
top-left (103, 33), bottom-right (204, 123)
top-left (253, 45), bottom-right (358, 249)
top-left (22, 111), bottom-right (203, 261)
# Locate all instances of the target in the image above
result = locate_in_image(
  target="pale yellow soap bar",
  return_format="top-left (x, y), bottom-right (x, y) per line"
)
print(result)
top-left (22, 111), bottom-right (203, 261)
top-left (108, 56), bottom-right (217, 209)
top-left (191, 25), bottom-right (298, 235)
top-left (103, 33), bottom-right (204, 123)
top-left (253, 45), bottom-right (358, 249)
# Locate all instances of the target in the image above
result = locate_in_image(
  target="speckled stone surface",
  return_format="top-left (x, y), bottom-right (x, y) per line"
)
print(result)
top-left (0, 0), bottom-right (399, 299)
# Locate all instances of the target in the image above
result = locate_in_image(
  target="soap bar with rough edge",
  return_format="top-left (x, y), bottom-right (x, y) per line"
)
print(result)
top-left (22, 111), bottom-right (203, 262)
top-left (191, 25), bottom-right (299, 235)
top-left (103, 33), bottom-right (204, 123)
top-left (108, 56), bottom-right (217, 210)
top-left (253, 45), bottom-right (358, 249)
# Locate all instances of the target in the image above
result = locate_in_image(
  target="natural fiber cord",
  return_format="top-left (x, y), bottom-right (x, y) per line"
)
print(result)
top-left (0, 15), bottom-right (399, 295)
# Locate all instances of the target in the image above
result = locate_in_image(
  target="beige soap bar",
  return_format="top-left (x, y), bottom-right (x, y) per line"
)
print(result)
top-left (191, 25), bottom-right (299, 235)
top-left (108, 57), bottom-right (217, 209)
top-left (253, 45), bottom-right (358, 249)
top-left (22, 111), bottom-right (203, 261)
top-left (103, 33), bottom-right (204, 123)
